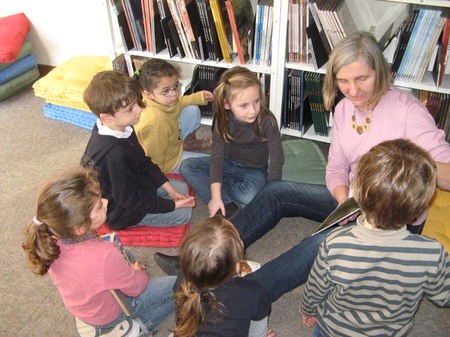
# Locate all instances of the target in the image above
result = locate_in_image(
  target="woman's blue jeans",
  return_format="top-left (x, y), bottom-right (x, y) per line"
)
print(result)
top-left (229, 180), bottom-right (337, 302)
top-left (180, 156), bottom-right (268, 206)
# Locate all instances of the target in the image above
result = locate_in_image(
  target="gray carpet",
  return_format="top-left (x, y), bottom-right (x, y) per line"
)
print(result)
top-left (1, 87), bottom-right (449, 336)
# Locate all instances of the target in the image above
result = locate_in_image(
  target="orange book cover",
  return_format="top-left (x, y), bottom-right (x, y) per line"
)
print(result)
top-left (225, 0), bottom-right (244, 64)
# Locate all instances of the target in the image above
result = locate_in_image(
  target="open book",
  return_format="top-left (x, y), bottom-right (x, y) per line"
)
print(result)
top-left (312, 197), bottom-right (360, 236)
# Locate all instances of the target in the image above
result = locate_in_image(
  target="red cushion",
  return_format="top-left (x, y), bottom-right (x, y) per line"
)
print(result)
top-left (0, 13), bottom-right (30, 63)
top-left (96, 174), bottom-right (194, 247)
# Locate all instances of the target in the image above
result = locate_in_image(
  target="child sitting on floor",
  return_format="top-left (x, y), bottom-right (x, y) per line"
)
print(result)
top-left (135, 59), bottom-right (214, 173)
top-left (22, 166), bottom-right (176, 336)
top-left (300, 139), bottom-right (450, 337)
top-left (173, 216), bottom-right (274, 337)
top-left (81, 70), bottom-right (195, 231)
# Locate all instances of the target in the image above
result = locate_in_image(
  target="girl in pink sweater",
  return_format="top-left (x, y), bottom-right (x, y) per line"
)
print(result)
top-left (22, 166), bottom-right (175, 336)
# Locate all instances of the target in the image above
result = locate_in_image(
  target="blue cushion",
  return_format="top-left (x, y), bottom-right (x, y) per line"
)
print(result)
top-left (43, 103), bottom-right (97, 130)
top-left (0, 53), bottom-right (37, 84)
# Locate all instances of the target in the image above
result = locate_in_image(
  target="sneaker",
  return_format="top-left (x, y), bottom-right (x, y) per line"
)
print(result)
top-left (75, 317), bottom-right (140, 337)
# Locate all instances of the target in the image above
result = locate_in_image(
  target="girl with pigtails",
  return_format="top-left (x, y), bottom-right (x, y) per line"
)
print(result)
top-left (22, 166), bottom-right (175, 336)
top-left (172, 216), bottom-right (274, 337)
top-left (180, 66), bottom-right (284, 218)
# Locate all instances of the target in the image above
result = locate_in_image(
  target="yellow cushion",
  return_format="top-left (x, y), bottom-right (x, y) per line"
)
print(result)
top-left (423, 188), bottom-right (450, 253)
top-left (33, 56), bottom-right (112, 112)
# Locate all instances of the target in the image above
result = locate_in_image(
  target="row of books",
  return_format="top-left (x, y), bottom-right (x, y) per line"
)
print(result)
top-left (419, 90), bottom-right (450, 143)
top-left (110, 0), bottom-right (276, 66)
top-left (281, 70), bottom-right (330, 137)
top-left (391, 7), bottom-right (447, 84)
top-left (187, 64), bottom-right (271, 119)
top-left (293, 1), bottom-right (409, 69)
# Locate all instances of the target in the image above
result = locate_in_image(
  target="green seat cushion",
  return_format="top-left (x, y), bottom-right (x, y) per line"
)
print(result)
top-left (282, 139), bottom-right (327, 185)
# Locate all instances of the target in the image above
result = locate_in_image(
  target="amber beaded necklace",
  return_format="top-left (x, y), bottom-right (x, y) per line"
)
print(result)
top-left (352, 107), bottom-right (373, 135)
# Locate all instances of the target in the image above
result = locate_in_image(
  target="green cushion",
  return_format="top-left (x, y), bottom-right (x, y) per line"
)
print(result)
top-left (282, 139), bottom-right (327, 185)
top-left (0, 67), bottom-right (39, 101)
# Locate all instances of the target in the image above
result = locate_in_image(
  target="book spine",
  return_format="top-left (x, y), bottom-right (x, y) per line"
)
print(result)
top-left (225, 0), bottom-right (244, 64)
top-left (210, 0), bottom-right (231, 62)
top-left (167, 0), bottom-right (193, 58)
top-left (176, 0), bottom-right (201, 59)
top-left (195, 0), bottom-right (214, 60)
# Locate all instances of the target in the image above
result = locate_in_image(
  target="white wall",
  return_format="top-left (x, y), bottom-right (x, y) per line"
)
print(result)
top-left (0, 0), bottom-right (114, 66)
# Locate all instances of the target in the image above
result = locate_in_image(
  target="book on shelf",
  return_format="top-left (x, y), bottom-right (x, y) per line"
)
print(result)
top-left (195, 0), bottom-right (224, 62)
top-left (123, 0), bottom-right (147, 51)
top-left (391, 8), bottom-right (419, 78)
top-left (156, 0), bottom-right (181, 57)
top-left (312, 197), bottom-right (360, 236)
top-left (148, 0), bottom-right (166, 53)
top-left (254, 0), bottom-right (274, 66)
top-left (416, 12), bottom-right (446, 83)
top-left (191, 65), bottom-right (226, 118)
top-left (397, 8), bottom-right (444, 83)
top-left (185, 0), bottom-right (209, 61)
top-left (143, 0), bottom-right (153, 51)
top-left (112, 53), bottom-right (128, 74)
top-left (282, 69), bottom-right (312, 135)
top-left (304, 72), bottom-right (329, 136)
top-left (306, 20), bottom-right (328, 70)
top-left (209, 0), bottom-right (232, 62)
top-left (167, 0), bottom-right (194, 58)
top-left (313, 0), bottom-right (335, 49)
top-left (176, 0), bottom-right (201, 59)
top-left (333, 0), bottom-right (357, 38)
top-left (288, 0), bottom-right (309, 63)
top-left (110, 0), bottom-right (135, 51)
top-left (225, 0), bottom-right (254, 65)
top-left (308, 0), bottom-right (331, 56)
top-left (435, 12), bottom-right (450, 87)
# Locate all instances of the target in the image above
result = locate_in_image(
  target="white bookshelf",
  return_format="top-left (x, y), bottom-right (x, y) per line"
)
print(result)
top-left (107, 0), bottom-right (450, 144)
top-left (278, 0), bottom-right (450, 143)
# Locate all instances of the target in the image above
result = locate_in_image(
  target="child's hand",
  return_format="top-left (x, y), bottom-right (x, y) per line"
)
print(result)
top-left (131, 261), bottom-right (146, 271)
top-left (300, 305), bottom-right (317, 328)
top-left (267, 328), bottom-right (275, 337)
top-left (174, 196), bottom-right (195, 209)
top-left (208, 198), bottom-right (224, 217)
top-left (203, 90), bottom-right (214, 102)
top-left (168, 190), bottom-right (188, 201)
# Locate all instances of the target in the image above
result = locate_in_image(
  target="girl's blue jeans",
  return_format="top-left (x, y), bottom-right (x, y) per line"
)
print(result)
top-left (179, 156), bottom-right (268, 207)
top-left (93, 276), bottom-right (176, 336)
top-left (137, 178), bottom-right (192, 227)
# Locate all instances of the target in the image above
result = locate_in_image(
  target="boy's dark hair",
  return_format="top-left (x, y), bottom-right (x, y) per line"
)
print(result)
top-left (137, 59), bottom-right (180, 92)
top-left (353, 139), bottom-right (436, 230)
top-left (83, 70), bottom-right (144, 118)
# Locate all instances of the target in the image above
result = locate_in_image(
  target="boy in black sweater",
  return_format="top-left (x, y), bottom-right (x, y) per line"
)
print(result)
top-left (81, 71), bottom-right (194, 230)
